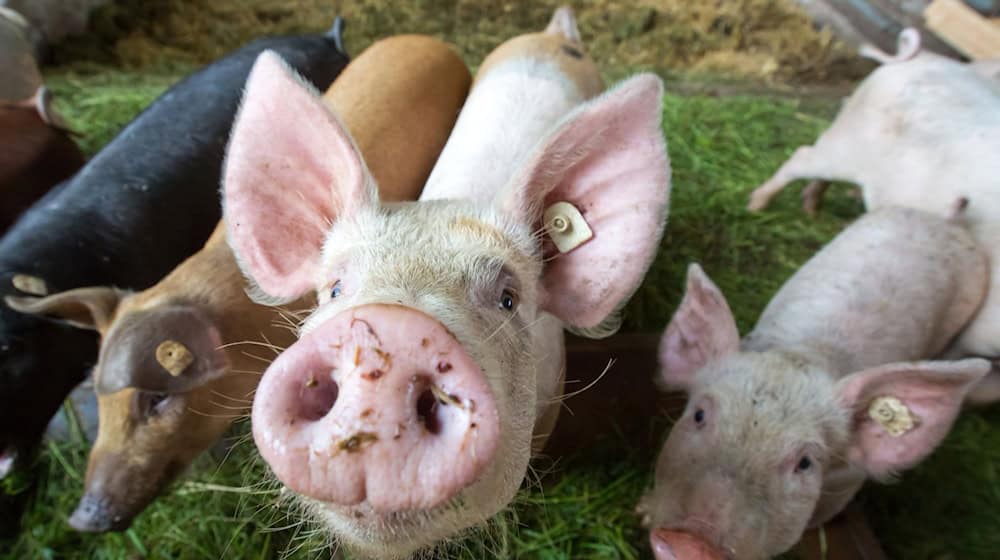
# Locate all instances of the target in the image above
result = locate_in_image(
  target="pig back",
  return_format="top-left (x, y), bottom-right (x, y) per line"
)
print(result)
top-left (420, 38), bottom-right (598, 203)
top-left (0, 32), bottom-right (348, 291)
top-left (323, 35), bottom-right (470, 203)
top-left (744, 208), bottom-right (988, 376)
top-left (0, 106), bottom-right (83, 234)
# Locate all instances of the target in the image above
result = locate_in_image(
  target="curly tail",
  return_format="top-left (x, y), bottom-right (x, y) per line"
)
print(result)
top-left (860, 27), bottom-right (922, 64)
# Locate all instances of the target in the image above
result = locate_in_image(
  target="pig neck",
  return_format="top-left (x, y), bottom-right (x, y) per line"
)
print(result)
top-left (420, 58), bottom-right (588, 205)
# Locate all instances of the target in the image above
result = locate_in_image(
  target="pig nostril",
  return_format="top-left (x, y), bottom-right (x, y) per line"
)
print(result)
top-left (298, 372), bottom-right (339, 421)
top-left (416, 389), bottom-right (442, 435)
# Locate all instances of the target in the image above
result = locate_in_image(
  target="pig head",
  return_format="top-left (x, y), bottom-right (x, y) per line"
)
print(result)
top-left (4, 284), bottom-right (255, 531)
top-left (222, 51), bottom-right (669, 558)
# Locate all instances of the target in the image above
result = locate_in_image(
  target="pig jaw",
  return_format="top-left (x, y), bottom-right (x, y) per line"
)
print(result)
top-left (73, 380), bottom-right (238, 532)
top-left (640, 353), bottom-right (849, 559)
top-left (265, 202), bottom-right (548, 557)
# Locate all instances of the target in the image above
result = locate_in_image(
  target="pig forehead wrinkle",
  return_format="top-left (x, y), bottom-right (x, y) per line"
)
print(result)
top-left (699, 353), bottom-right (849, 459)
top-left (322, 202), bottom-right (539, 273)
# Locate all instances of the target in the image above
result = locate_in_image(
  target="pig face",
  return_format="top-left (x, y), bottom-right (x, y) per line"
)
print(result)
top-left (638, 265), bottom-right (987, 560)
top-left (6, 287), bottom-right (239, 531)
top-left (223, 52), bottom-right (669, 557)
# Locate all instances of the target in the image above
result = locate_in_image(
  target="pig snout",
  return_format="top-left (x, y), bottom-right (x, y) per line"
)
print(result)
top-left (68, 492), bottom-right (129, 533)
top-left (252, 304), bottom-right (500, 513)
top-left (651, 529), bottom-right (727, 560)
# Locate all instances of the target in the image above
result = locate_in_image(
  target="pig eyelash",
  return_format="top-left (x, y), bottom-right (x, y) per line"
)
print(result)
top-left (329, 279), bottom-right (343, 299)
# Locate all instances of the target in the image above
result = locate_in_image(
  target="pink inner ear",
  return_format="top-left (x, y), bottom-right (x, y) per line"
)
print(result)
top-left (224, 51), bottom-right (373, 302)
top-left (839, 359), bottom-right (989, 479)
top-left (504, 73), bottom-right (670, 330)
top-left (658, 264), bottom-right (740, 390)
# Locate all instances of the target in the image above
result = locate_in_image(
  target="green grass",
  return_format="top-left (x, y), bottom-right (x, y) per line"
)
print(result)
top-left (3, 7), bottom-right (999, 558)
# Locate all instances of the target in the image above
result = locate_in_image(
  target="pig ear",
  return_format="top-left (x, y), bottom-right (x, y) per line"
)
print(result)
top-left (223, 50), bottom-right (377, 303)
top-left (4, 287), bottom-right (124, 332)
top-left (837, 358), bottom-right (989, 480)
top-left (498, 73), bottom-right (670, 335)
top-left (657, 264), bottom-right (739, 391)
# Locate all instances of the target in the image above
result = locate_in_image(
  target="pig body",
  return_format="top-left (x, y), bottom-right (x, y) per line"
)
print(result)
top-left (1, 89), bottom-right (85, 234)
top-left (747, 32), bottom-right (1000, 379)
top-left (6, 34), bottom-right (466, 533)
top-left (643, 207), bottom-right (990, 560)
top-left (0, 7), bottom-right (42, 101)
top-left (223, 7), bottom-right (670, 559)
top-left (0, 0), bottom-right (107, 57)
top-left (0, 27), bottom-right (348, 488)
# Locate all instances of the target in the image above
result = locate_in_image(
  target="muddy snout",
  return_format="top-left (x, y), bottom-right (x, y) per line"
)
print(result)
top-left (68, 492), bottom-right (131, 533)
top-left (651, 529), bottom-right (728, 560)
top-left (252, 304), bottom-right (500, 513)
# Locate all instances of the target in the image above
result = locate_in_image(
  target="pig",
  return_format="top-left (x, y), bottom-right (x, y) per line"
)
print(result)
top-left (0, 0), bottom-right (107, 58)
top-left (1, 6), bottom-right (42, 101)
top-left (1, 87), bottom-right (85, 234)
top-left (0, 24), bottom-right (349, 492)
top-left (222, 7), bottom-right (670, 559)
top-left (638, 207), bottom-right (991, 560)
top-left (745, 29), bottom-right (1000, 400)
top-left (7, 33), bottom-right (472, 533)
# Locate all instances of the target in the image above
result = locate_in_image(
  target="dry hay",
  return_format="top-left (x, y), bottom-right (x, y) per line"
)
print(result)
top-left (51, 0), bottom-right (872, 84)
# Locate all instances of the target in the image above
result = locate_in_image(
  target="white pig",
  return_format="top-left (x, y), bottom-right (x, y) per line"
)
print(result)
top-left (746, 29), bottom-right (1000, 402)
top-left (638, 207), bottom-right (990, 560)
top-left (222, 7), bottom-right (670, 559)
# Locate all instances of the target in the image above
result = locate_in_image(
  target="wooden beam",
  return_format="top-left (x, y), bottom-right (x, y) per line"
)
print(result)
top-left (925, 0), bottom-right (1000, 59)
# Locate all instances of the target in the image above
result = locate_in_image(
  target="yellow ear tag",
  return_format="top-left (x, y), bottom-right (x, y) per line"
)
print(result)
top-left (868, 396), bottom-right (916, 437)
top-left (11, 274), bottom-right (48, 296)
top-left (544, 202), bottom-right (593, 253)
top-left (156, 340), bottom-right (194, 377)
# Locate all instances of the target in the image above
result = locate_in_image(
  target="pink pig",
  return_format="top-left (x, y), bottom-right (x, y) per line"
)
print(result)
top-left (639, 207), bottom-right (990, 560)
top-left (222, 7), bottom-right (671, 559)
top-left (747, 29), bottom-right (1000, 402)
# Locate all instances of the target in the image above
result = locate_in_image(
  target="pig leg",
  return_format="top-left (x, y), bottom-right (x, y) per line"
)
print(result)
top-left (748, 146), bottom-right (850, 211)
top-left (801, 180), bottom-right (830, 216)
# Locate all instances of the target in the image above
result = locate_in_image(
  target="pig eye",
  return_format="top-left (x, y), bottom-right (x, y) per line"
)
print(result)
top-left (330, 280), bottom-right (343, 299)
top-left (137, 391), bottom-right (172, 418)
top-left (693, 408), bottom-right (706, 426)
top-left (499, 289), bottom-right (518, 312)
top-left (795, 456), bottom-right (813, 473)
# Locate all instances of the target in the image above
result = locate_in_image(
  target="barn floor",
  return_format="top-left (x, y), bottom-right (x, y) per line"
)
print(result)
top-left (3, 1), bottom-right (1000, 559)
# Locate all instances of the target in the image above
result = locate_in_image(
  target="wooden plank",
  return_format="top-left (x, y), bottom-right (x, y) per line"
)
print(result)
top-left (545, 333), bottom-right (888, 559)
top-left (925, 0), bottom-right (1000, 59)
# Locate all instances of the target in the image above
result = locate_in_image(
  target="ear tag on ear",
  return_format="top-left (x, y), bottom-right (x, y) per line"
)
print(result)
top-left (868, 396), bottom-right (916, 437)
top-left (156, 340), bottom-right (194, 377)
top-left (544, 201), bottom-right (593, 254)
top-left (11, 274), bottom-right (48, 296)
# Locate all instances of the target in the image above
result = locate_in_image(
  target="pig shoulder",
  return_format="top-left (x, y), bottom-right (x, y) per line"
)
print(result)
top-left (745, 208), bottom-right (987, 375)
